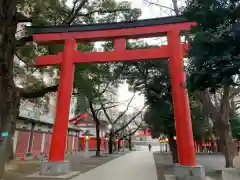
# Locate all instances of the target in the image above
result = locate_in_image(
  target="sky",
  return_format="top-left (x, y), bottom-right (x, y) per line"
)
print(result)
top-left (116, 0), bottom-right (173, 19)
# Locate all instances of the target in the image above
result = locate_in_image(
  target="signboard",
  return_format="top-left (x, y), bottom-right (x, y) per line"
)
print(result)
top-left (1, 132), bottom-right (8, 137)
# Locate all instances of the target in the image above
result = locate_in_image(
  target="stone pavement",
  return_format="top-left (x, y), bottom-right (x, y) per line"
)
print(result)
top-left (71, 151), bottom-right (158, 180)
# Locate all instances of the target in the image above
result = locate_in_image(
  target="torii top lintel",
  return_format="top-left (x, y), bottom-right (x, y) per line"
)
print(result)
top-left (29, 16), bottom-right (196, 43)
top-left (30, 16), bottom-right (196, 66)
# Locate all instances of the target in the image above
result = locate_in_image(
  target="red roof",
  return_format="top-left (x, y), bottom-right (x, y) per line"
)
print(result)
top-left (70, 113), bottom-right (109, 127)
top-left (135, 129), bottom-right (152, 137)
top-left (70, 113), bottom-right (92, 126)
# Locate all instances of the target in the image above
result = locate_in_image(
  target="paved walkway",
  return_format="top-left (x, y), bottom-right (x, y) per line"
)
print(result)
top-left (71, 151), bottom-right (158, 180)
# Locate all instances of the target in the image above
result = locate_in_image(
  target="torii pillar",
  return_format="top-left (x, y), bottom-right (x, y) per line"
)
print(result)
top-left (39, 39), bottom-right (76, 176)
top-left (168, 30), bottom-right (205, 179)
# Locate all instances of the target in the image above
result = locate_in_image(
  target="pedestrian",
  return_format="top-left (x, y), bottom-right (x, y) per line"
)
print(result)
top-left (148, 144), bottom-right (152, 152)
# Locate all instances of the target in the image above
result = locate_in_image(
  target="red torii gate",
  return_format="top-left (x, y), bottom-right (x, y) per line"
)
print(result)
top-left (30, 15), bottom-right (197, 172)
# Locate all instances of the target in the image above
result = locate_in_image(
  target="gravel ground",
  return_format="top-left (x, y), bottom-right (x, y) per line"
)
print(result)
top-left (153, 152), bottom-right (232, 180)
top-left (4, 151), bottom-right (128, 180)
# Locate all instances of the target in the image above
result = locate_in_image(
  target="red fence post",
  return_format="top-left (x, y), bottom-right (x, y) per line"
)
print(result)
top-left (168, 30), bottom-right (196, 166)
top-left (49, 39), bottom-right (76, 161)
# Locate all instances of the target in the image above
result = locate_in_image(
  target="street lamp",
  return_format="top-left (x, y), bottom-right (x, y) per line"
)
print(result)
top-left (85, 136), bottom-right (89, 153)
top-left (105, 137), bottom-right (109, 154)
top-left (85, 136), bottom-right (89, 141)
top-left (107, 124), bottom-right (112, 130)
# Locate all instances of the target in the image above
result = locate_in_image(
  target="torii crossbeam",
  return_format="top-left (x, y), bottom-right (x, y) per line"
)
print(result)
top-left (29, 15), bottom-right (197, 176)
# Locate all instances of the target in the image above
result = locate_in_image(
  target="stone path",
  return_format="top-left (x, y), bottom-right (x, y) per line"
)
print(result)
top-left (71, 151), bottom-right (158, 180)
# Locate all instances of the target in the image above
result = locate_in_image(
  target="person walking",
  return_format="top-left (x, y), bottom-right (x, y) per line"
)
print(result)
top-left (148, 144), bottom-right (152, 152)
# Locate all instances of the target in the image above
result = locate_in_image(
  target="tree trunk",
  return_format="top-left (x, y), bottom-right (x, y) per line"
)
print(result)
top-left (118, 139), bottom-right (121, 152)
top-left (217, 123), bottom-right (237, 167)
top-left (216, 138), bottom-right (221, 152)
top-left (27, 123), bottom-right (35, 152)
top-left (7, 122), bottom-right (16, 161)
top-left (0, 1), bottom-right (19, 178)
top-left (171, 0), bottom-right (180, 15)
top-left (198, 89), bottom-right (237, 167)
top-left (168, 135), bottom-right (179, 163)
top-left (95, 121), bottom-right (101, 157)
top-left (128, 136), bottom-right (132, 151)
top-left (108, 137), bottom-right (113, 154)
top-left (108, 131), bottom-right (113, 154)
top-left (0, 91), bottom-right (19, 178)
top-left (7, 137), bottom-right (14, 161)
top-left (217, 86), bottom-right (237, 167)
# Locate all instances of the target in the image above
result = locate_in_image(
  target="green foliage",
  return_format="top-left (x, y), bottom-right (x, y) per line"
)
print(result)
top-left (190, 100), bottom-right (209, 140)
top-left (231, 113), bottom-right (240, 138)
top-left (184, 0), bottom-right (240, 92)
top-left (14, 0), bottom-right (141, 111)
top-left (144, 100), bottom-right (174, 138)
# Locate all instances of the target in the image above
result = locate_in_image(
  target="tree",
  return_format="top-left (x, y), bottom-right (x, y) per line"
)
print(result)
top-left (85, 82), bottom-right (118, 156)
top-left (145, 0), bottom-right (240, 167)
top-left (113, 38), bottom-right (183, 158)
top-left (121, 57), bottom-right (207, 163)
top-left (86, 83), bottom-right (111, 157)
top-left (183, 0), bottom-right (240, 167)
top-left (0, 0), bottom-right (141, 177)
top-left (143, 0), bottom-right (182, 16)
top-left (99, 94), bottom-right (145, 153)
top-left (117, 112), bottom-right (144, 151)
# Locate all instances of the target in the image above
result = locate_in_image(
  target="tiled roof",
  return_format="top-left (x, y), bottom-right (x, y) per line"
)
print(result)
top-left (18, 108), bottom-right (81, 131)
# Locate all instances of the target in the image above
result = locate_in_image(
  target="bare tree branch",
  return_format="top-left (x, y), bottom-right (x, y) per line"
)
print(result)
top-left (118, 118), bottom-right (143, 140)
top-left (0, 12), bottom-right (31, 23)
top-left (143, 0), bottom-right (174, 11)
top-left (101, 102), bottom-right (112, 122)
top-left (125, 120), bottom-right (143, 138)
top-left (112, 93), bottom-right (136, 125)
top-left (114, 105), bottom-right (146, 134)
top-left (89, 99), bottom-right (101, 123)
top-left (62, 0), bottom-right (89, 25)
top-left (19, 85), bottom-right (58, 99)
top-left (100, 92), bottom-right (136, 125)
top-left (98, 82), bottom-right (111, 97)
top-left (16, 36), bottom-right (33, 47)
top-left (171, 0), bottom-right (180, 15)
top-left (77, 8), bottom-right (139, 17)
top-left (16, 0), bottom-right (89, 46)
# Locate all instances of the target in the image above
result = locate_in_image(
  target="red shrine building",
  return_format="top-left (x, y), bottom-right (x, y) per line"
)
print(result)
top-left (14, 111), bottom-right (109, 160)
top-left (70, 113), bottom-right (109, 151)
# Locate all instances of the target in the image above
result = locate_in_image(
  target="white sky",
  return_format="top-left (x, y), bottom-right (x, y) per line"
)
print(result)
top-left (117, 0), bottom-right (173, 19)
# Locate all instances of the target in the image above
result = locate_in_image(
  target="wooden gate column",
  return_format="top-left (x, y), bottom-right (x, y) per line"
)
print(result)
top-left (168, 30), bottom-right (196, 166)
top-left (49, 39), bottom-right (76, 162)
